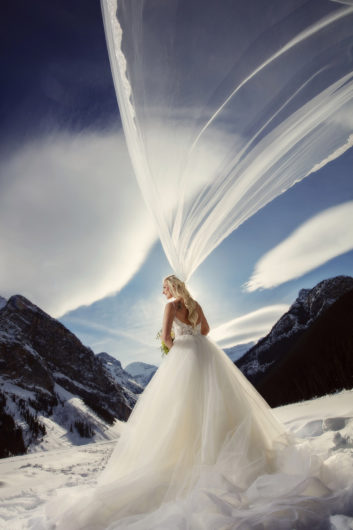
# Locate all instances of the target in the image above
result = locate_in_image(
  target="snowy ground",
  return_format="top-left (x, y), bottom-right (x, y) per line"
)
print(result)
top-left (1, 389), bottom-right (353, 529)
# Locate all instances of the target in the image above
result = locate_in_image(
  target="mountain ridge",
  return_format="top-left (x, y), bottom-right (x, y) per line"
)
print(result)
top-left (236, 275), bottom-right (353, 382)
top-left (235, 275), bottom-right (353, 405)
top-left (0, 294), bottom-right (135, 457)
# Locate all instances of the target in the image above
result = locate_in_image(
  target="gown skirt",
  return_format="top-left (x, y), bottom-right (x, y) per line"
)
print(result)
top-left (42, 318), bottom-right (353, 530)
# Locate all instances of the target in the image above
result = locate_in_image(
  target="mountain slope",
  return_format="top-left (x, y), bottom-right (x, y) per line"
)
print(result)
top-left (0, 295), bottom-right (135, 457)
top-left (97, 352), bottom-right (145, 395)
top-left (234, 276), bottom-right (353, 407)
top-left (236, 275), bottom-right (353, 384)
top-left (257, 287), bottom-right (353, 407)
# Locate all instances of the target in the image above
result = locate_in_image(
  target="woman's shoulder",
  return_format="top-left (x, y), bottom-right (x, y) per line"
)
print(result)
top-left (164, 300), bottom-right (175, 310)
top-left (164, 299), bottom-right (182, 313)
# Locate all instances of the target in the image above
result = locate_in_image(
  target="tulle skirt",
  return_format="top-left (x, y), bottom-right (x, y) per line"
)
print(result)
top-left (43, 334), bottom-right (353, 529)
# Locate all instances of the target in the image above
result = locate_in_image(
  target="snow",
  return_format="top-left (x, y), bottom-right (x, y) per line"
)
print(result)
top-left (0, 378), bottom-right (125, 456)
top-left (242, 358), bottom-right (274, 376)
top-left (0, 379), bottom-right (37, 400)
top-left (124, 361), bottom-right (157, 386)
top-left (0, 442), bottom-right (117, 529)
top-left (0, 327), bottom-right (21, 342)
top-left (0, 389), bottom-right (352, 529)
top-left (28, 383), bottom-right (126, 452)
top-left (52, 371), bottom-right (96, 393)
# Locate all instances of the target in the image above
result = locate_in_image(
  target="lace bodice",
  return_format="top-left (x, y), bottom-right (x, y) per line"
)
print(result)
top-left (173, 317), bottom-right (202, 337)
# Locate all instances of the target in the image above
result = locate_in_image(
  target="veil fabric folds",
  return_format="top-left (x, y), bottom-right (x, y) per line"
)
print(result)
top-left (101, 0), bottom-right (353, 282)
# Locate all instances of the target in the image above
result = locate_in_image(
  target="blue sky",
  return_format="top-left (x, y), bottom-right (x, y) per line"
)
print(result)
top-left (1, 0), bottom-right (352, 368)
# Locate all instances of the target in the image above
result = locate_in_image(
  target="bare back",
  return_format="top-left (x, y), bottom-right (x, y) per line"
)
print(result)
top-left (172, 299), bottom-right (210, 335)
top-left (162, 298), bottom-right (210, 345)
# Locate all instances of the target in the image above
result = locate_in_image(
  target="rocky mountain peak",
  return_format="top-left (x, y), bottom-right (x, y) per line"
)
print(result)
top-left (304, 275), bottom-right (353, 316)
top-left (97, 352), bottom-right (146, 396)
top-left (7, 294), bottom-right (41, 312)
top-left (297, 288), bottom-right (310, 302)
top-left (236, 275), bottom-right (353, 382)
top-left (0, 294), bottom-right (137, 456)
top-left (98, 352), bottom-right (122, 370)
top-left (268, 275), bottom-right (353, 344)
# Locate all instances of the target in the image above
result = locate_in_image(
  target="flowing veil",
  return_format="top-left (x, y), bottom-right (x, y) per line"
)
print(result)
top-left (101, 0), bottom-right (353, 282)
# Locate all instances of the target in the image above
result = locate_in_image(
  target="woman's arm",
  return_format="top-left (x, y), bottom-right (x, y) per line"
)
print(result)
top-left (161, 302), bottom-right (175, 350)
top-left (197, 303), bottom-right (210, 335)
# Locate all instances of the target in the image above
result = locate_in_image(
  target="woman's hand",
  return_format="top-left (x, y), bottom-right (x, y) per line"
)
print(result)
top-left (163, 336), bottom-right (174, 350)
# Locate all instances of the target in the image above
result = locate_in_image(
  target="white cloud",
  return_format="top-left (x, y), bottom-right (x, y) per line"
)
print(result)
top-left (0, 131), bottom-right (157, 317)
top-left (209, 305), bottom-right (289, 348)
top-left (245, 201), bottom-right (353, 291)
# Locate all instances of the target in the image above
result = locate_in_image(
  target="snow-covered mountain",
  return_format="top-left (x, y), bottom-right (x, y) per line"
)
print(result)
top-left (124, 362), bottom-right (158, 387)
top-left (236, 275), bottom-right (353, 406)
top-left (237, 275), bottom-right (353, 381)
top-left (97, 352), bottom-right (145, 395)
top-left (224, 341), bottom-right (255, 362)
top-left (0, 295), bottom-right (137, 458)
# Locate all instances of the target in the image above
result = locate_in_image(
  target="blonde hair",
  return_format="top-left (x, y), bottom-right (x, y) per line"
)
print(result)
top-left (164, 275), bottom-right (199, 328)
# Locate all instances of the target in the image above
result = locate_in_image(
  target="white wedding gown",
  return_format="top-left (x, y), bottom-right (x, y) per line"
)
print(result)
top-left (44, 317), bottom-right (352, 530)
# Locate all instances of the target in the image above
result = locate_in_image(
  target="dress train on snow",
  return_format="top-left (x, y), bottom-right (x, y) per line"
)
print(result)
top-left (41, 317), bottom-right (353, 530)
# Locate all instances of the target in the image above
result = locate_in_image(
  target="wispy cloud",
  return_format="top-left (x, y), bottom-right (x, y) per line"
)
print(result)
top-left (0, 130), bottom-right (157, 317)
top-left (245, 201), bottom-right (353, 292)
top-left (62, 316), bottom-right (149, 346)
top-left (209, 305), bottom-right (289, 348)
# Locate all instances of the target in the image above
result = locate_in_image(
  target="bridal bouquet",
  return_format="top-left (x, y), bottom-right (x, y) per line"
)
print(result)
top-left (156, 329), bottom-right (175, 357)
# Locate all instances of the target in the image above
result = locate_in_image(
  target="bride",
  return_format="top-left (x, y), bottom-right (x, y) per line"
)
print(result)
top-left (45, 275), bottom-right (351, 530)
